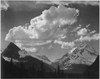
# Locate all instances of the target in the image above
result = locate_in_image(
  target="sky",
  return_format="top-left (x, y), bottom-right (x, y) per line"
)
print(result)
top-left (1, 0), bottom-right (99, 61)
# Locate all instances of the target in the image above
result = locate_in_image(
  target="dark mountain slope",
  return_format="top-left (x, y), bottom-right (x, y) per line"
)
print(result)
top-left (84, 56), bottom-right (99, 79)
top-left (1, 42), bottom-right (20, 59)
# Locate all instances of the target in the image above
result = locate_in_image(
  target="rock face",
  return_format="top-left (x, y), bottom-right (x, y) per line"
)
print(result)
top-left (1, 42), bottom-right (50, 63)
top-left (1, 42), bottom-right (31, 62)
top-left (1, 43), bottom-right (55, 78)
top-left (2, 42), bottom-right (20, 59)
top-left (52, 43), bottom-right (98, 73)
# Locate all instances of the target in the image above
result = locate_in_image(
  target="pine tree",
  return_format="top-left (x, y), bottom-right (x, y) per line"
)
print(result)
top-left (19, 62), bottom-right (27, 78)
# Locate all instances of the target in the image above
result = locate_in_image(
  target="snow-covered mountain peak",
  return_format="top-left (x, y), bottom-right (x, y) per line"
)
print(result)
top-left (52, 42), bottom-right (98, 70)
top-left (70, 42), bottom-right (98, 56)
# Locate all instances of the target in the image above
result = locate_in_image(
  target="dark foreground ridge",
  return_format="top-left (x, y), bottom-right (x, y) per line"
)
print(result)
top-left (1, 56), bottom-right (99, 78)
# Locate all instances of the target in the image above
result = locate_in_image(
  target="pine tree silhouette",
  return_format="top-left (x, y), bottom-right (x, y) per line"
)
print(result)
top-left (40, 62), bottom-right (45, 77)
top-left (18, 62), bottom-right (27, 78)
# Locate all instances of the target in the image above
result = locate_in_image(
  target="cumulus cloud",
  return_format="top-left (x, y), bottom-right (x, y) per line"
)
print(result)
top-left (5, 5), bottom-right (79, 49)
top-left (4, 3), bottom-right (99, 61)
top-left (5, 26), bottom-right (39, 42)
top-left (73, 24), bottom-right (99, 42)
top-left (74, 30), bottom-right (99, 43)
top-left (61, 42), bottom-right (75, 49)
top-left (65, 24), bottom-right (99, 48)
top-left (77, 33), bottom-right (99, 42)
top-left (77, 28), bottom-right (88, 36)
top-left (54, 40), bottom-right (75, 49)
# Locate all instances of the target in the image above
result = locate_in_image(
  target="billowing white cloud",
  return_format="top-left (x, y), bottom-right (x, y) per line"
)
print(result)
top-left (75, 33), bottom-right (99, 42)
top-left (30, 5), bottom-right (79, 30)
top-left (5, 5), bottom-right (79, 61)
top-left (74, 24), bottom-right (99, 42)
top-left (61, 42), bottom-right (75, 49)
top-left (5, 5), bottom-right (79, 49)
top-left (90, 30), bottom-right (96, 34)
top-left (73, 24), bottom-right (99, 42)
top-left (5, 4), bottom-right (99, 61)
top-left (54, 40), bottom-right (75, 49)
top-left (78, 33), bottom-right (99, 41)
top-left (5, 26), bottom-right (39, 42)
top-left (77, 28), bottom-right (88, 36)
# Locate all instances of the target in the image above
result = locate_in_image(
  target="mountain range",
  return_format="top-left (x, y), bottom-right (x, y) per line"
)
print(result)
top-left (1, 42), bottom-right (99, 75)
top-left (52, 42), bottom-right (98, 74)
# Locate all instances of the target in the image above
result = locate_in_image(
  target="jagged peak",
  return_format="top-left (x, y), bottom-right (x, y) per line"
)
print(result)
top-left (71, 42), bottom-right (97, 55)
top-left (8, 42), bottom-right (19, 48)
top-left (4, 42), bottom-right (20, 52)
top-left (1, 42), bottom-right (22, 62)
top-left (78, 42), bottom-right (98, 56)
top-left (2, 42), bottom-right (20, 55)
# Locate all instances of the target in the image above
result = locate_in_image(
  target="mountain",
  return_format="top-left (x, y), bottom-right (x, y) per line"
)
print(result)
top-left (36, 55), bottom-right (51, 64)
top-left (1, 42), bottom-right (55, 78)
top-left (1, 42), bottom-right (20, 59)
top-left (1, 54), bottom-right (55, 78)
top-left (84, 56), bottom-right (99, 78)
top-left (1, 42), bottom-right (99, 78)
top-left (1, 42), bottom-right (52, 64)
top-left (1, 42), bottom-right (33, 62)
top-left (1, 42), bottom-right (54, 69)
top-left (52, 43), bottom-right (98, 73)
